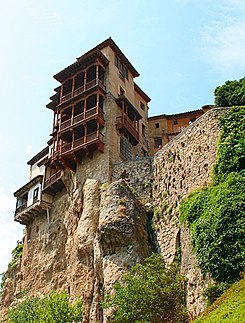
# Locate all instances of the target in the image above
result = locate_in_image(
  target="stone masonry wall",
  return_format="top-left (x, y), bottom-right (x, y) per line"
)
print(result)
top-left (112, 157), bottom-right (153, 207)
top-left (153, 108), bottom-right (228, 318)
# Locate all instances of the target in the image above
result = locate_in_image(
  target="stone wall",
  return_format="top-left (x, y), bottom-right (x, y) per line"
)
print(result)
top-left (153, 108), bottom-right (228, 318)
top-left (112, 157), bottom-right (153, 206)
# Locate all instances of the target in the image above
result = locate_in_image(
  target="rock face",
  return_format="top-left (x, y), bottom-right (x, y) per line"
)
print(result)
top-left (1, 179), bottom-right (150, 322)
top-left (1, 108), bottom-right (227, 321)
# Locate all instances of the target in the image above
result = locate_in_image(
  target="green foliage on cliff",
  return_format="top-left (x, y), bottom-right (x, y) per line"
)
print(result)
top-left (102, 253), bottom-right (188, 323)
top-left (7, 290), bottom-right (83, 323)
top-left (8, 243), bottom-right (23, 269)
top-left (194, 277), bottom-right (245, 322)
top-left (180, 107), bottom-right (245, 283)
top-left (214, 77), bottom-right (245, 107)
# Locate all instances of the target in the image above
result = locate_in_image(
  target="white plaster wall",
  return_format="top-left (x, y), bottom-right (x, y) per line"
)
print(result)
top-left (27, 182), bottom-right (42, 207)
top-left (30, 163), bottom-right (45, 180)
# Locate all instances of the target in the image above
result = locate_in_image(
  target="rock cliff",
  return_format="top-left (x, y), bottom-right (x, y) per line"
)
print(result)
top-left (1, 108), bottom-right (227, 322)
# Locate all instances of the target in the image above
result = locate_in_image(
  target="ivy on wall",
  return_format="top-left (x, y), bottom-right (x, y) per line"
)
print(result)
top-left (180, 106), bottom-right (245, 283)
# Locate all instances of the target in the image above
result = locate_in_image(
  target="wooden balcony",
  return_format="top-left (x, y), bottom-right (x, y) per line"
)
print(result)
top-left (59, 79), bottom-right (106, 106)
top-left (60, 131), bottom-right (104, 157)
top-left (15, 200), bottom-right (51, 225)
top-left (43, 170), bottom-right (64, 195)
top-left (116, 114), bottom-right (139, 145)
top-left (59, 106), bottom-right (105, 133)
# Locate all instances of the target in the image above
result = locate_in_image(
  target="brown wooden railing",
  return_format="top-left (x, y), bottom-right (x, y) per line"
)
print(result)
top-left (15, 202), bottom-right (27, 214)
top-left (59, 106), bottom-right (105, 132)
top-left (44, 170), bottom-right (62, 189)
top-left (116, 114), bottom-right (139, 142)
top-left (60, 78), bottom-right (106, 105)
top-left (60, 131), bottom-right (104, 155)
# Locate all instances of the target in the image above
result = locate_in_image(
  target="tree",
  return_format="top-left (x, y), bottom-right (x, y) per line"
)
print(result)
top-left (102, 253), bottom-right (188, 323)
top-left (214, 77), bottom-right (245, 107)
top-left (7, 290), bottom-right (83, 323)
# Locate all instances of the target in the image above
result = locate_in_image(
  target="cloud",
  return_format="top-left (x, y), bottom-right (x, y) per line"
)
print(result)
top-left (198, 1), bottom-right (245, 72)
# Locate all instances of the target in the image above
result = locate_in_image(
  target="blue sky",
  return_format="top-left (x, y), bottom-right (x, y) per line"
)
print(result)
top-left (0, 0), bottom-right (245, 273)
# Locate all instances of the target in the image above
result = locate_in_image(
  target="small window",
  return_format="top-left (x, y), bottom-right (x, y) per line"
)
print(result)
top-left (155, 123), bottom-right (159, 128)
top-left (173, 120), bottom-right (178, 125)
top-left (154, 137), bottom-right (162, 148)
top-left (33, 187), bottom-right (39, 203)
top-left (120, 136), bottom-right (133, 160)
top-left (115, 55), bottom-right (119, 68)
top-left (119, 87), bottom-right (125, 96)
top-left (142, 124), bottom-right (146, 137)
top-left (140, 102), bottom-right (145, 111)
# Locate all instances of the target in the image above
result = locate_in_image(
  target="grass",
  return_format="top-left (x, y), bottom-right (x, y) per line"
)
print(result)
top-left (193, 277), bottom-right (245, 323)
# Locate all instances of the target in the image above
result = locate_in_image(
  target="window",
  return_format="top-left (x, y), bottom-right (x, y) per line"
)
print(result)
top-left (154, 137), bottom-right (162, 148)
top-left (142, 124), bottom-right (146, 137)
top-left (115, 55), bottom-right (119, 68)
top-left (119, 87), bottom-right (125, 96)
top-left (173, 120), bottom-right (178, 125)
top-left (140, 102), bottom-right (145, 111)
top-left (120, 136), bottom-right (133, 160)
top-left (33, 187), bottom-right (39, 203)
top-left (155, 123), bottom-right (159, 128)
top-left (115, 55), bottom-right (128, 80)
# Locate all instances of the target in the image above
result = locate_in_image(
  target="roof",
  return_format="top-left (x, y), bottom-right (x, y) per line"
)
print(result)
top-left (14, 175), bottom-right (43, 197)
top-left (27, 146), bottom-right (49, 165)
top-left (148, 105), bottom-right (214, 121)
top-left (54, 38), bottom-right (139, 83)
top-left (54, 48), bottom-right (109, 83)
top-left (134, 83), bottom-right (151, 103)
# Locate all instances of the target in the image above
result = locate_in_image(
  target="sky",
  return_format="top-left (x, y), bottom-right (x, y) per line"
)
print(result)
top-left (0, 0), bottom-right (245, 273)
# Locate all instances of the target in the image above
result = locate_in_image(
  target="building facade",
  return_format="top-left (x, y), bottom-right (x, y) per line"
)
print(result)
top-left (148, 105), bottom-right (213, 155)
top-left (13, 38), bottom-right (213, 224)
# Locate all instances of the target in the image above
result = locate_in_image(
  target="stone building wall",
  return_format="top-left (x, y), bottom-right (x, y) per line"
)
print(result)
top-left (112, 157), bottom-right (153, 205)
top-left (153, 107), bottom-right (228, 318)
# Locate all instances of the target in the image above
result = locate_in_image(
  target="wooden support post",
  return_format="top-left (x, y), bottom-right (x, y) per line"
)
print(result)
top-left (72, 76), bottom-right (75, 96)
top-left (96, 64), bottom-right (99, 84)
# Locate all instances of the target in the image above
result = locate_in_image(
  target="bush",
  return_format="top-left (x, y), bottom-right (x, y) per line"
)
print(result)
top-left (8, 243), bottom-right (23, 269)
top-left (214, 77), bottom-right (245, 107)
top-left (7, 290), bottom-right (83, 323)
top-left (102, 253), bottom-right (188, 323)
top-left (212, 106), bottom-right (245, 183)
top-left (203, 282), bottom-right (230, 307)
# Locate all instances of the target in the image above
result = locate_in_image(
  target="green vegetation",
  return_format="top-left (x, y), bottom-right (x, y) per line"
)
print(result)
top-left (8, 243), bottom-right (23, 269)
top-left (202, 282), bottom-right (230, 307)
top-left (0, 272), bottom-right (5, 296)
top-left (180, 107), bottom-right (245, 283)
top-left (214, 77), bottom-right (245, 107)
top-left (194, 277), bottom-right (245, 322)
top-left (7, 290), bottom-right (83, 323)
top-left (102, 253), bottom-right (188, 323)
top-left (212, 106), bottom-right (245, 183)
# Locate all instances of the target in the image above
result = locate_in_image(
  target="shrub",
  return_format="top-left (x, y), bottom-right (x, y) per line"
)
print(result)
top-left (7, 290), bottom-right (83, 323)
top-left (102, 253), bottom-right (188, 323)
top-left (8, 243), bottom-right (23, 269)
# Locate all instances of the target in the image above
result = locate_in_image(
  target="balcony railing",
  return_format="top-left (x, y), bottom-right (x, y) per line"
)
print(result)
top-left (15, 202), bottom-right (28, 215)
top-left (43, 170), bottom-right (62, 190)
top-left (116, 114), bottom-right (139, 143)
top-left (60, 131), bottom-right (104, 156)
top-left (59, 106), bottom-right (104, 132)
top-left (60, 79), bottom-right (106, 105)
